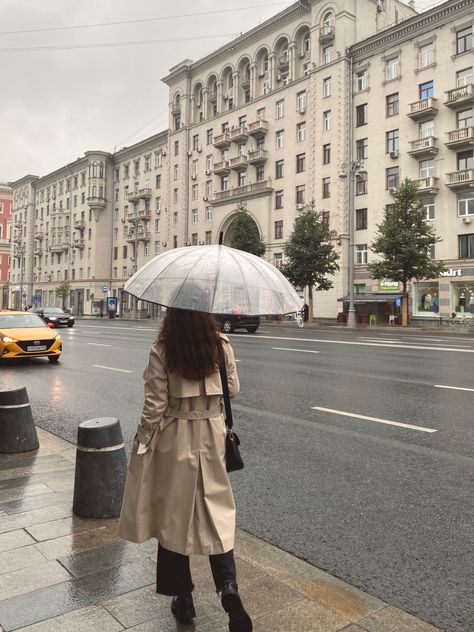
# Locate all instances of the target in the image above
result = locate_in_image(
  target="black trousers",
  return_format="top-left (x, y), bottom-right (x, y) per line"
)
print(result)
top-left (156, 543), bottom-right (237, 596)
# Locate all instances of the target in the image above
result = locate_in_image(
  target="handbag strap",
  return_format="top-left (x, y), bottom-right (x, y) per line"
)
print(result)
top-left (218, 345), bottom-right (233, 431)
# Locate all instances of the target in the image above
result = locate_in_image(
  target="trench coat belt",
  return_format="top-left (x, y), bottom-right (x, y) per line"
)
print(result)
top-left (165, 407), bottom-right (222, 420)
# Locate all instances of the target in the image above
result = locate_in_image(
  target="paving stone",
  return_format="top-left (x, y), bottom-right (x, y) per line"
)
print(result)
top-left (0, 455), bottom-right (64, 473)
top-left (0, 490), bottom-right (72, 516)
top-left (26, 516), bottom-right (106, 541)
top-left (358, 606), bottom-right (443, 631)
top-left (0, 484), bottom-right (52, 504)
top-left (253, 598), bottom-right (351, 631)
top-left (35, 429), bottom-right (73, 451)
top-left (0, 504), bottom-right (72, 534)
top-left (190, 554), bottom-right (266, 595)
top-left (0, 545), bottom-right (47, 576)
top-left (0, 469), bottom-right (30, 483)
top-left (233, 575), bottom-right (304, 619)
top-left (338, 627), bottom-right (367, 631)
top-left (0, 560), bottom-right (71, 601)
top-left (0, 529), bottom-right (35, 553)
top-left (33, 526), bottom-right (120, 559)
top-left (0, 477), bottom-right (35, 491)
top-left (59, 541), bottom-right (151, 578)
top-left (28, 461), bottom-right (75, 475)
top-left (13, 605), bottom-right (124, 632)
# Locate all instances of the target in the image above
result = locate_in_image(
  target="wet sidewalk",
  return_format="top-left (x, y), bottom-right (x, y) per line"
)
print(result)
top-left (0, 429), bottom-right (442, 632)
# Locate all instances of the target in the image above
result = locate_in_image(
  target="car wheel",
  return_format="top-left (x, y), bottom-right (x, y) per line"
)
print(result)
top-left (222, 320), bottom-right (233, 334)
top-left (246, 326), bottom-right (258, 333)
top-left (48, 356), bottom-right (60, 364)
top-left (67, 323), bottom-right (74, 328)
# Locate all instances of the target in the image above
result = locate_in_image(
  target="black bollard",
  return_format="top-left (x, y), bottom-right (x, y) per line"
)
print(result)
top-left (0, 387), bottom-right (39, 453)
top-left (73, 417), bottom-right (127, 518)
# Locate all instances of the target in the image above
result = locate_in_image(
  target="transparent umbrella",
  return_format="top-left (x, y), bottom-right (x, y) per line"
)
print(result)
top-left (124, 244), bottom-right (303, 317)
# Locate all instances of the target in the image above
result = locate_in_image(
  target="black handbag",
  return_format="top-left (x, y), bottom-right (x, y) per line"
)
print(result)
top-left (219, 349), bottom-right (244, 472)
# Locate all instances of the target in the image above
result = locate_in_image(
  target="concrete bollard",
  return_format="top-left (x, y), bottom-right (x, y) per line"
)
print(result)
top-left (0, 387), bottom-right (39, 454)
top-left (73, 417), bottom-right (127, 518)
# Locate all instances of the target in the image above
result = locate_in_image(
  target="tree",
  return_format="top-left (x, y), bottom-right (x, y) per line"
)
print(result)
top-left (281, 201), bottom-right (340, 321)
top-left (367, 178), bottom-right (445, 326)
top-left (229, 202), bottom-right (266, 257)
top-left (55, 281), bottom-right (71, 310)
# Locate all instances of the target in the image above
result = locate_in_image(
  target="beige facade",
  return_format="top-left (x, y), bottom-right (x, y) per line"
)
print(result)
top-left (8, 0), bottom-right (474, 320)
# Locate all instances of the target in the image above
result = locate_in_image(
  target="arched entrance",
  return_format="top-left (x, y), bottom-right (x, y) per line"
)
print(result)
top-left (219, 209), bottom-right (262, 247)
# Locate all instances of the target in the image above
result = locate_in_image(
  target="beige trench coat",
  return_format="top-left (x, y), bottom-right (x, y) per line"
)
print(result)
top-left (119, 334), bottom-right (239, 556)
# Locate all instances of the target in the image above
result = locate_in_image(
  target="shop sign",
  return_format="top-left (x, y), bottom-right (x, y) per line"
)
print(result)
top-left (379, 279), bottom-right (400, 292)
top-left (439, 268), bottom-right (462, 277)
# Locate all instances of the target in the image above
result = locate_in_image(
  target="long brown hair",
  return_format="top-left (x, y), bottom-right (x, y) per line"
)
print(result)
top-left (159, 309), bottom-right (222, 380)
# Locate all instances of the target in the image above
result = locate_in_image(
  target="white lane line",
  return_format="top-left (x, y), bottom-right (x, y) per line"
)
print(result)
top-left (434, 384), bottom-right (474, 393)
top-left (78, 324), bottom-right (156, 332)
top-left (358, 337), bottom-right (398, 342)
top-left (87, 342), bottom-right (112, 347)
top-left (272, 347), bottom-right (320, 354)
top-left (311, 406), bottom-right (437, 433)
top-left (92, 365), bottom-right (133, 373)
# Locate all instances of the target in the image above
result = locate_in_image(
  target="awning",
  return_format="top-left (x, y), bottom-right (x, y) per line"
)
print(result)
top-left (338, 293), bottom-right (403, 303)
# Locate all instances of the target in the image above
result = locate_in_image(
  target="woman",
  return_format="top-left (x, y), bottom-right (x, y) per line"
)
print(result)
top-left (119, 307), bottom-right (252, 632)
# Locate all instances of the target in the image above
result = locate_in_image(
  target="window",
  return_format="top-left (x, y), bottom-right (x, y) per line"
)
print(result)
top-left (192, 184), bottom-right (198, 200)
top-left (275, 190), bottom-right (283, 209)
top-left (276, 130), bottom-right (284, 149)
top-left (323, 144), bottom-right (331, 164)
top-left (274, 220), bottom-right (283, 239)
top-left (385, 57), bottom-right (400, 81)
top-left (423, 197), bottom-right (435, 220)
top-left (386, 166), bottom-right (400, 189)
top-left (192, 209), bottom-right (198, 224)
top-left (173, 212), bottom-right (178, 226)
top-left (356, 244), bottom-right (368, 264)
top-left (356, 104), bottom-right (368, 126)
top-left (296, 122), bottom-right (306, 142)
top-left (205, 231), bottom-right (212, 244)
top-left (192, 135), bottom-right (199, 150)
top-left (276, 100), bottom-right (285, 119)
top-left (156, 175), bottom-right (161, 189)
top-left (323, 77), bottom-right (331, 98)
top-left (155, 197), bottom-right (161, 213)
top-left (323, 45), bottom-right (333, 64)
top-left (297, 91), bottom-right (307, 113)
top-left (322, 10), bottom-right (334, 27)
top-left (275, 160), bottom-right (284, 179)
top-left (356, 69), bottom-right (368, 91)
top-left (155, 241), bottom-right (161, 255)
top-left (238, 115), bottom-right (247, 127)
top-left (192, 160), bottom-right (199, 176)
top-left (222, 122), bottom-right (229, 132)
top-left (420, 159), bottom-right (435, 178)
top-left (419, 42), bottom-right (434, 68)
top-left (356, 138), bottom-right (368, 160)
top-left (206, 180), bottom-right (213, 197)
top-left (356, 172), bottom-right (368, 195)
top-left (173, 165), bottom-right (178, 180)
top-left (205, 206), bottom-right (213, 222)
top-left (296, 185), bottom-right (305, 205)
top-left (174, 140), bottom-right (179, 156)
top-left (419, 120), bottom-right (434, 138)
top-left (419, 81), bottom-right (434, 100)
top-left (173, 188), bottom-right (178, 203)
top-left (155, 218), bottom-right (161, 232)
top-left (386, 93), bottom-right (399, 117)
top-left (323, 110), bottom-right (331, 130)
top-left (458, 192), bottom-right (474, 216)
top-left (238, 172), bottom-right (246, 187)
top-left (322, 177), bottom-right (330, 198)
top-left (207, 129), bottom-right (213, 145)
top-left (457, 67), bottom-right (473, 87)
top-left (256, 165), bottom-right (265, 182)
top-left (459, 233), bottom-right (474, 258)
top-left (221, 176), bottom-right (229, 191)
top-left (386, 129), bottom-right (399, 153)
top-left (206, 154), bottom-right (213, 173)
top-left (356, 208), bottom-right (368, 230)
top-left (456, 26), bottom-right (472, 55)
top-left (321, 211), bottom-right (330, 225)
top-left (296, 153), bottom-right (306, 173)
top-left (457, 150), bottom-right (474, 170)
top-left (303, 31), bottom-right (311, 53)
top-left (457, 108), bottom-right (473, 129)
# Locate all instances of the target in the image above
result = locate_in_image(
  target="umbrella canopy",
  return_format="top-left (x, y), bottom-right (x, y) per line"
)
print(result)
top-left (124, 245), bottom-right (303, 316)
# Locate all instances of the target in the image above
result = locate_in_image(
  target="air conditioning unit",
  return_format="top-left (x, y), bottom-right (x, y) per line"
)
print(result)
top-left (197, 146), bottom-right (202, 153)
top-left (203, 196), bottom-right (208, 201)
top-left (162, 241), bottom-right (167, 247)
top-left (161, 150), bottom-right (167, 156)
top-left (198, 240), bottom-right (205, 245)
top-left (296, 203), bottom-right (304, 210)
top-left (185, 240), bottom-right (191, 246)
top-left (191, 174), bottom-right (197, 180)
top-left (187, 150), bottom-right (193, 157)
top-left (462, 216), bottom-right (472, 224)
top-left (298, 106), bottom-right (307, 114)
top-left (277, 74), bottom-right (283, 82)
top-left (205, 170), bottom-right (211, 175)
top-left (389, 187), bottom-right (396, 194)
top-left (390, 151), bottom-right (399, 159)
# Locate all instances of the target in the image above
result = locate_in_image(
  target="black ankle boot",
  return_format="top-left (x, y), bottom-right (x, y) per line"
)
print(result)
top-left (171, 593), bottom-right (196, 624)
top-left (220, 581), bottom-right (253, 632)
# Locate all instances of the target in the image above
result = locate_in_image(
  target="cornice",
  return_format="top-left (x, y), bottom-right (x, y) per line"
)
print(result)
top-left (10, 175), bottom-right (39, 188)
top-left (35, 155), bottom-right (90, 187)
top-left (113, 130), bottom-right (168, 160)
top-left (350, 0), bottom-right (474, 58)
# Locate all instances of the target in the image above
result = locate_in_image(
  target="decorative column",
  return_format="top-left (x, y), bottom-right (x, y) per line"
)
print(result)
top-left (269, 53), bottom-right (276, 91)
top-left (233, 71), bottom-right (239, 107)
top-left (217, 80), bottom-right (224, 115)
top-left (250, 62), bottom-right (257, 100)
top-left (289, 42), bottom-right (297, 81)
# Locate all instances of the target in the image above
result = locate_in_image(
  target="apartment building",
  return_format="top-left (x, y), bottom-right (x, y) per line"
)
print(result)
top-left (0, 183), bottom-right (12, 307)
top-left (8, 0), bottom-right (474, 321)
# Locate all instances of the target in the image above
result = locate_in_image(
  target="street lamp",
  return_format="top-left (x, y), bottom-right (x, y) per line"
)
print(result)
top-left (339, 160), bottom-right (367, 329)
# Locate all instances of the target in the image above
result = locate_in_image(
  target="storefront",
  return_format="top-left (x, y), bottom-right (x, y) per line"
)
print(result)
top-left (412, 266), bottom-right (474, 322)
top-left (338, 292), bottom-right (402, 325)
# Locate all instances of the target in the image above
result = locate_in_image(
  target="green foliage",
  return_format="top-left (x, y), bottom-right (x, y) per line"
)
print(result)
top-left (229, 202), bottom-right (266, 257)
top-left (55, 281), bottom-right (71, 308)
top-left (281, 201), bottom-right (340, 293)
top-left (367, 178), bottom-right (445, 293)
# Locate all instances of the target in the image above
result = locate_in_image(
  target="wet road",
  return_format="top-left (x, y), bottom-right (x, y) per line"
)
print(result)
top-left (2, 321), bottom-right (473, 632)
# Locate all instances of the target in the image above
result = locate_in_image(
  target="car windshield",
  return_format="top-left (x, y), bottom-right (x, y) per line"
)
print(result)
top-left (44, 308), bottom-right (64, 314)
top-left (0, 314), bottom-right (48, 329)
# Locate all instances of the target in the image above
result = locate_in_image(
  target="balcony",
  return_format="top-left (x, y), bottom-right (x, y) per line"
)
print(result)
top-left (208, 91), bottom-right (217, 104)
top-left (13, 246), bottom-right (22, 258)
top-left (278, 54), bottom-right (289, 73)
top-left (445, 169), bottom-right (474, 189)
top-left (125, 230), bottom-right (135, 243)
top-left (73, 238), bottom-right (85, 249)
top-left (408, 136), bottom-right (439, 157)
top-left (213, 160), bottom-right (231, 175)
top-left (34, 231), bottom-right (44, 240)
top-left (230, 126), bottom-right (249, 144)
top-left (213, 132), bottom-right (231, 149)
top-left (248, 119), bottom-right (268, 138)
top-left (87, 196), bottom-right (106, 209)
top-left (247, 149), bottom-right (268, 165)
top-left (414, 177), bottom-right (440, 195)
top-left (74, 219), bottom-right (85, 230)
top-left (444, 83), bottom-right (474, 110)
top-left (171, 103), bottom-right (181, 115)
top-left (445, 127), bottom-right (474, 150)
top-left (137, 208), bottom-right (151, 219)
top-left (127, 187), bottom-right (152, 203)
top-left (230, 156), bottom-right (248, 171)
top-left (407, 97), bottom-right (438, 120)
top-left (210, 179), bottom-right (273, 206)
top-left (34, 246), bottom-right (43, 256)
top-left (137, 228), bottom-right (151, 241)
top-left (319, 25), bottom-right (335, 44)
top-left (50, 242), bottom-right (66, 253)
top-left (241, 75), bottom-right (251, 90)
top-left (13, 231), bottom-right (22, 243)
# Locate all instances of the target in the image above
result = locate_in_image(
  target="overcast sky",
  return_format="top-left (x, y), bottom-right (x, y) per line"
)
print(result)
top-left (0, 0), bottom-right (444, 183)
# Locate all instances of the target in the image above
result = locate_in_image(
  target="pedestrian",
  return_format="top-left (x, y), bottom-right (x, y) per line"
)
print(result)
top-left (119, 307), bottom-right (252, 632)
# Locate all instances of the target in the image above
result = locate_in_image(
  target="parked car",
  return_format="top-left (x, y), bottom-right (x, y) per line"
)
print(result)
top-left (35, 307), bottom-right (74, 328)
top-left (0, 311), bottom-right (62, 363)
top-left (215, 314), bottom-right (260, 334)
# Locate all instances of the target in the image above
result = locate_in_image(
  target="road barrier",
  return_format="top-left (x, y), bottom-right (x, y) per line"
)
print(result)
top-left (0, 387), bottom-right (39, 453)
top-left (73, 417), bottom-right (127, 518)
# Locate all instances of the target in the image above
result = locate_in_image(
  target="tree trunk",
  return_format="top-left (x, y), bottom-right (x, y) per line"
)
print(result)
top-left (401, 282), bottom-right (409, 327)
top-left (308, 285), bottom-right (313, 321)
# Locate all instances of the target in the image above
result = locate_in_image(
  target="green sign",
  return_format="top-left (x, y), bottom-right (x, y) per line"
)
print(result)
top-left (379, 280), bottom-right (400, 292)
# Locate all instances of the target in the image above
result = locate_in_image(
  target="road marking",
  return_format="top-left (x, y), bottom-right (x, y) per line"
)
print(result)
top-left (92, 365), bottom-right (133, 373)
top-left (358, 337), bottom-right (397, 342)
top-left (272, 347), bottom-right (320, 354)
top-left (434, 384), bottom-right (474, 393)
top-left (78, 324), bottom-right (156, 332)
top-left (87, 343), bottom-right (112, 347)
top-left (311, 406), bottom-right (437, 433)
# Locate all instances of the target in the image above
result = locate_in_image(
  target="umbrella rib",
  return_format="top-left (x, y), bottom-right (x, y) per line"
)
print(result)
top-left (210, 245), bottom-right (222, 313)
top-left (137, 249), bottom-right (195, 302)
top-left (242, 252), bottom-right (287, 314)
top-left (228, 248), bottom-right (252, 313)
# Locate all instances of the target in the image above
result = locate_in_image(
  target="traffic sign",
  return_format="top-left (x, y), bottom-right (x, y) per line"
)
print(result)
top-left (102, 286), bottom-right (109, 293)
